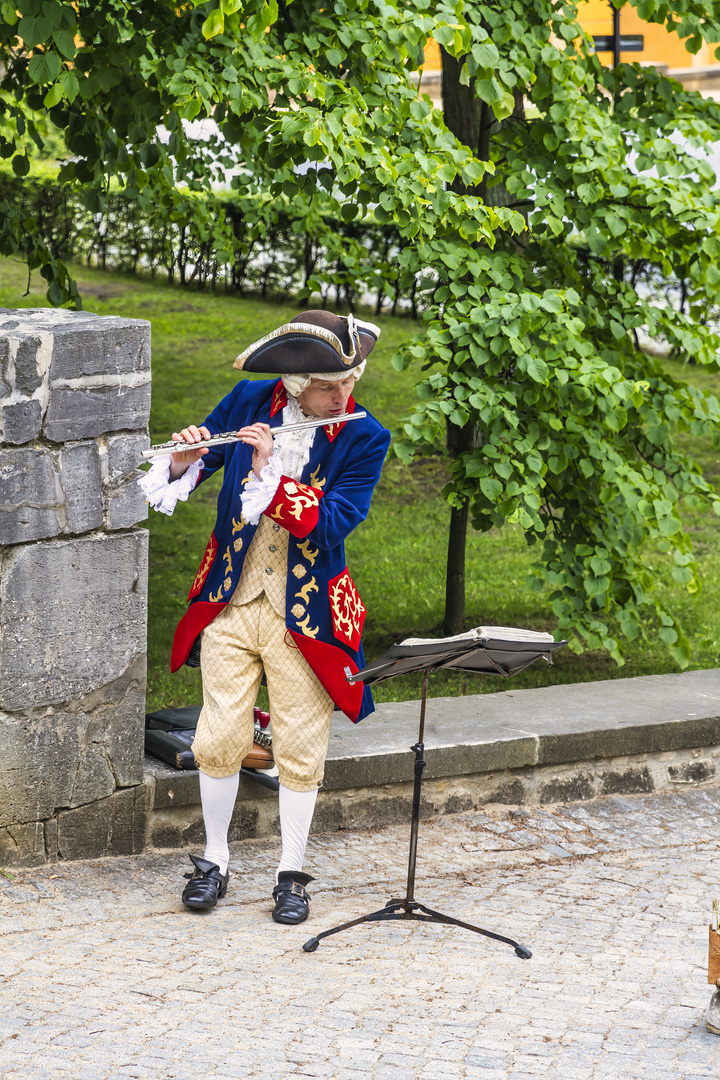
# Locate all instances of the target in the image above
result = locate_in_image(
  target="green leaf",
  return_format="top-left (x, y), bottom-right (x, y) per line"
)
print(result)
top-left (52, 28), bottom-right (77, 60)
top-left (59, 69), bottom-right (79, 103)
top-left (201, 9), bottom-right (224, 38)
top-left (480, 477), bottom-right (503, 501)
top-left (28, 51), bottom-right (62, 85)
top-left (17, 14), bottom-right (53, 48)
top-left (47, 281), bottom-right (64, 306)
top-left (523, 356), bottom-right (549, 383)
top-left (44, 82), bottom-right (63, 108)
top-left (493, 91), bottom-right (516, 122)
top-left (11, 154), bottom-right (29, 177)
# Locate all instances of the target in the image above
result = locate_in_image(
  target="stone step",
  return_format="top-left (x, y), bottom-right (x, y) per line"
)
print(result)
top-left (144, 668), bottom-right (720, 852)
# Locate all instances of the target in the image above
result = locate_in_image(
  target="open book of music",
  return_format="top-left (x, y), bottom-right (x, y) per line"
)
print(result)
top-left (400, 626), bottom-right (555, 647)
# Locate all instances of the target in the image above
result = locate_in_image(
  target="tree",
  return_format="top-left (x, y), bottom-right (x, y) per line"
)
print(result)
top-left (2, 0), bottom-right (720, 666)
top-left (394, 0), bottom-right (720, 666)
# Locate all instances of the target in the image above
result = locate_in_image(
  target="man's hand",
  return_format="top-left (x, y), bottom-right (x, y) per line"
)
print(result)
top-left (236, 422), bottom-right (274, 479)
top-left (169, 425), bottom-right (211, 480)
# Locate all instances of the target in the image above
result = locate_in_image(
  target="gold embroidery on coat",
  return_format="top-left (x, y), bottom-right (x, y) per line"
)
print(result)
top-left (295, 576), bottom-right (318, 603)
top-left (209, 586), bottom-right (224, 602)
top-left (281, 481), bottom-right (319, 522)
top-left (232, 516), bottom-right (245, 534)
top-left (310, 465), bottom-right (326, 490)
top-left (329, 570), bottom-right (366, 644)
top-left (241, 470), bottom-right (254, 487)
top-left (292, 564), bottom-right (306, 579)
top-left (223, 576), bottom-right (232, 592)
top-left (223, 547), bottom-right (233, 575)
top-left (291, 603), bottom-right (306, 619)
top-left (269, 506), bottom-right (285, 522)
top-left (233, 537), bottom-right (243, 553)
top-left (296, 613), bottom-right (319, 638)
top-left (297, 539), bottom-right (318, 566)
top-left (191, 542), bottom-right (215, 594)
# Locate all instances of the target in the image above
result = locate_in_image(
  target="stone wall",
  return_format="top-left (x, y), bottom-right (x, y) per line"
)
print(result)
top-left (0, 308), bottom-right (150, 865)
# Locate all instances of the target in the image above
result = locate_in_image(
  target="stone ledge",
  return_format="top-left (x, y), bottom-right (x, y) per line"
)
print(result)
top-left (143, 669), bottom-right (720, 850)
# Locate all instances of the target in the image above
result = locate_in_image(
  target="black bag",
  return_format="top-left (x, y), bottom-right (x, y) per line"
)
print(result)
top-left (145, 706), bottom-right (279, 791)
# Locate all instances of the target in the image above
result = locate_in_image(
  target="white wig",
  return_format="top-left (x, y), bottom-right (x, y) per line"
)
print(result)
top-left (282, 359), bottom-right (366, 399)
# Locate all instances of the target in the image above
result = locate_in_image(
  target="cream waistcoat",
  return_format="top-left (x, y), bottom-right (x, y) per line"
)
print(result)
top-left (230, 515), bottom-right (289, 617)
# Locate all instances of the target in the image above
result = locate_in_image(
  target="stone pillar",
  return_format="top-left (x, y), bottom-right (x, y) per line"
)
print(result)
top-left (0, 308), bottom-right (151, 865)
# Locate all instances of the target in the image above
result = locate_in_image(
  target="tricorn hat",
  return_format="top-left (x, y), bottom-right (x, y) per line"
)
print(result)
top-left (234, 311), bottom-right (380, 374)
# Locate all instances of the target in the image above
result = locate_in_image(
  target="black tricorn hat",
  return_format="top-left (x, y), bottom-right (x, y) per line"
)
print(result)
top-left (234, 310), bottom-right (380, 374)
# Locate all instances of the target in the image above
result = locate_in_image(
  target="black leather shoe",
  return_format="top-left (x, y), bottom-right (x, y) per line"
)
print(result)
top-left (181, 854), bottom-right (229, 911)
top-left (272, 871), bottom-right (314, 924)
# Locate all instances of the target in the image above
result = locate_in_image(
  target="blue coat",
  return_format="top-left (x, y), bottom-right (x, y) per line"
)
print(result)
top-left (171, 377), bottom-right (390, 722)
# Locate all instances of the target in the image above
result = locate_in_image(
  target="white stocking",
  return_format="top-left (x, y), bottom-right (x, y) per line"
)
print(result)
top-left (199, 770), bottom-right (239, 874)
top-left (277, 784), bottom-right (318, 879)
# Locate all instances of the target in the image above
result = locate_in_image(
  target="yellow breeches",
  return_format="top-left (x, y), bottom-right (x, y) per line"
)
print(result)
top-left (192, 593), bottom-right (334, 791)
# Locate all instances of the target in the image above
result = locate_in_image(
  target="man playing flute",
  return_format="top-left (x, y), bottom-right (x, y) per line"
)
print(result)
top-left (140, 311), bottom-right (390, 924)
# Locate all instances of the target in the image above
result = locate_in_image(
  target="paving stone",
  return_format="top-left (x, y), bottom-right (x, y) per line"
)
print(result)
top-left (1, 789), bottom-right (720, 1077)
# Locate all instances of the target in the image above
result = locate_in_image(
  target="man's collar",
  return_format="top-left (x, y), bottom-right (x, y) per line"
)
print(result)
top-left (269, 381), bottom-right (356, 441)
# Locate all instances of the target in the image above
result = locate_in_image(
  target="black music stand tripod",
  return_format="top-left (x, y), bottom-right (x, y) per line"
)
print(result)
top-left (302, 630), bottom-right (566, 957)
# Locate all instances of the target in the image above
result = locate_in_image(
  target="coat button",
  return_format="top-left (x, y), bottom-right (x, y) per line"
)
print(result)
top-left (272, 524), bottom-right (281, 532)
top-left (269, 544), bottom-right (277, 552)
top-left (265, 567), bottom-right (273, 575)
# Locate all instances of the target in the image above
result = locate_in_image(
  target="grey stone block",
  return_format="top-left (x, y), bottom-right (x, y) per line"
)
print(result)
top-left (0, 711), bottom-right (78, 827)
top-left (0, 448), bottom-right (61, 545)
top-left (0, 504), bottom-right (59, 547)
top-left (0, 821), bottom-right (46, 867)
top-left (0, 448), bottom-right (57, 507)
top-left (0, 336), bottom-right (9, 397)
top-left (44, 816), bottom-right (58, 862)
top-left (102, 434), bottom-right (149, 483)
top-left (15, 336), bottom-right (43, 396)
top-left (2, 399), bottom-right (43, 444)
top-left (599, 766), bottom-right (654, 796)
top-left (80, 654), bottom-right (146, 788)
top-left (105, 476), bottom-right (148, 530)
top-left (0, 689), bottom-right (144, 828)
top-left (539, 772), bottom-right (595, 805)
top-left (44, 382), bottom-right (151, 441)
top-left (667, 760), bottom-right (716, 783)
top-left (61, 442), bottom-right (103, 533)
top-left (48, 317), bottom-right (150, 381)
top-left (0, 532), bottom-right (148, 711)
top-left (145, 756), bottom-right (271, 810)
top-left (56, 784), bottom-right (150, 860)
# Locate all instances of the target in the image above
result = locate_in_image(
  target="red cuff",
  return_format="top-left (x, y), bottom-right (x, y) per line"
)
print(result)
top-left (263, 475), bottom-right (323, 537)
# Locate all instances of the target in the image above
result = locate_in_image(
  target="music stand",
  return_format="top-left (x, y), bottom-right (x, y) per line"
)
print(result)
top-left (302, 627), bottom-right (566, 957)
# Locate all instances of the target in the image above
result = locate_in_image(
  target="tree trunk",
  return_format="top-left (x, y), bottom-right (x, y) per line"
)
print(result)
top-left (439, 49), bottom-right (482, 636)
top-left (442, 418), bottom-right (477, 635)
top-left (439, 50), bottom-right (524, 635)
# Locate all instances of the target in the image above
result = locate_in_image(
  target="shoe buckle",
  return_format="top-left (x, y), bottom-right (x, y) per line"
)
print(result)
top-left (290, 882), bottom-right (306, 897)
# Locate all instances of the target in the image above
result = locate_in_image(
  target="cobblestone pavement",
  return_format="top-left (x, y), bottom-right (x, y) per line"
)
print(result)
top-left (1, 789), bottom-right (720, 1080)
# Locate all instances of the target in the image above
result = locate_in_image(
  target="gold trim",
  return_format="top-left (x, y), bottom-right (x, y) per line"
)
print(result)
top-left (297, 539), bottom-right (318, 566)
top-left (295, 576), bottom-right (318, 603)
top-left (233, 315), bottom-right (380, 371)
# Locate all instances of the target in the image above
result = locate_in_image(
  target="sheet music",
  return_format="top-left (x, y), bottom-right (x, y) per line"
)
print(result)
top-left (400, 626), bottom-right (556, 647)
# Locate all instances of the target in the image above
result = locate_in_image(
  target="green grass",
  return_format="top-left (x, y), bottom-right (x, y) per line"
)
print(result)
top-left (2, 256), bottom-right (719, 711)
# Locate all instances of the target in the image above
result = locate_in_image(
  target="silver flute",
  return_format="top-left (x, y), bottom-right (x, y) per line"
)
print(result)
top-left (141, 410), bottom-right (367, 460)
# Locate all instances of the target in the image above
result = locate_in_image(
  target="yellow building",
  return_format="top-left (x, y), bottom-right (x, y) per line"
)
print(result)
top-left (417, 3), bottom-right (720, 98)
top-left (578, 0), bottom-right (719, 76)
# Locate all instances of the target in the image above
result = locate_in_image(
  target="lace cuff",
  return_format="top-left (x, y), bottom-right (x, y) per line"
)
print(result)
top-left (137, 458), bottom-right (203, 517)
top-left (241, 454), bottom-right (284, 525)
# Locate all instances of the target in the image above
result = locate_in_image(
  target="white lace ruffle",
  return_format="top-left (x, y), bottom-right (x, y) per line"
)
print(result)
top-left (137, 457), bottom-right (203, 516)
top-left (241, 453), bottom-right (284, 525)
top-left (240, 396), bottom-right (319, 525)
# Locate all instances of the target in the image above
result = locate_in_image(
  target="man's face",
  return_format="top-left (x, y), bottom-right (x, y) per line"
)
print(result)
top-left (297, 375), bottom-right (355, 419)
